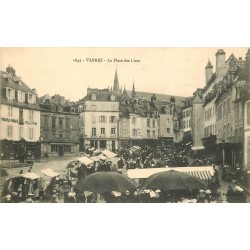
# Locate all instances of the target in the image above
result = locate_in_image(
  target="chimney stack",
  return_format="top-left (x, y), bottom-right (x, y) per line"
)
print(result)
top-left (205, 59), bottom-right (213, 84)
top-left (215, 49), bottom-right (226, 79)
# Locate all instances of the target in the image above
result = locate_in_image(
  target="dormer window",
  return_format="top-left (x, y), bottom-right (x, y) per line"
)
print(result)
top-left (28, 93), bottom-right (33, 101)
top-left (8, 77), bottom-right (12, 83)
top-left (110, 94), bottom-right (115, 101)
top-left (71, 107), bottom-right (75, 113)
top-left (7, 88), bottom-right (12, 99)
top-left (52, 105), bottom-right (56, 112)
top-left (91, 94), bottom-right (96, 101)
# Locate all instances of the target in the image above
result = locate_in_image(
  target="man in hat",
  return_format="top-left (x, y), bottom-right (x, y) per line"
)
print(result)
top-left (117, 157), bottom-right (125, 170)
top-left (197, 189), bottom-right (206, 203)
top-left (226, 185), bottom-right (235, 203)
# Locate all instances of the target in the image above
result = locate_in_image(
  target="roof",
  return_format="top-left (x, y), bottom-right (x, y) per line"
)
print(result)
top-left (127, 166), bottom-right (214, 181)
top-left (79, 89), bottom-right (119, 103)
top-left (1, 70), bottom-right (36, 95)
top-left (38, 94), bottom-right (50, 103)
top-left (192, 94), bottom-right (203, 104)
top-left (126, 90), bottom-right (186, 105)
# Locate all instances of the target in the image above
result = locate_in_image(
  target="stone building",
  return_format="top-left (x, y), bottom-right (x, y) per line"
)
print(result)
top-left (39, 94), bottom-right (79, 157)
top-left (0, 66), bottom-right (41, 161)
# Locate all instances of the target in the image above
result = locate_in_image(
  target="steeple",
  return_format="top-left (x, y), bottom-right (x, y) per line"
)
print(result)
top-left (113, 68), bottom-right (119, 92)
top-left (132, 78), bottom-right (136, 98)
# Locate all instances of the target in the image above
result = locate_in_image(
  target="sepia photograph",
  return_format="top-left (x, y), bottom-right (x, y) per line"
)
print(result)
top-left (0, 47), bottom-right (250, 204)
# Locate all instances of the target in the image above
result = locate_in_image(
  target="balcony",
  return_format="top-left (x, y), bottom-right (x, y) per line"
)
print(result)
top-left (99, 134), bottom-right (106, 138)
top-left (110, 134), bottom-right (117, 138)
top-left (91, 134), bottom-right (97, 138)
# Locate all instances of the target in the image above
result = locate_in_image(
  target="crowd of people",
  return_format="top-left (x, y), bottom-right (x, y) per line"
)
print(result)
top-left (1, 144), bottom-right (249, 203)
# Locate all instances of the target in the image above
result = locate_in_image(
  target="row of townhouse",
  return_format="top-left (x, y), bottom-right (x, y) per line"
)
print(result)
top-left (1, 67), bottom-right (179, 160)
top-left (77, 70), bottom-right (177, 152)
top-left (173, 49), bottom-right (250, 172)
top-left (0, 66), bottom-right (79, 160)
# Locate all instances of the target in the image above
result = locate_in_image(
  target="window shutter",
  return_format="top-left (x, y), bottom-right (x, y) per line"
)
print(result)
top-left (2, 87), bottom-right (7, 98)
top-left (25, 93), bottom-right (28, 103)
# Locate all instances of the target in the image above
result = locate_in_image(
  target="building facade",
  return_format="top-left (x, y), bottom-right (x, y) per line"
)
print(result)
top-left (39, 94), bottom-right (79, 157)
top-left (78, 89), bottom-right (120, 151)
top-left (0, 66), bottom-right (41, 161)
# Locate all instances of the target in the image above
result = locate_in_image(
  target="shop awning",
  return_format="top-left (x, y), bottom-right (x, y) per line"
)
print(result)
top-left (20, 172), bottom-right (41, 180)
top-left (191, 146), bottom-right (205, 150)
top-left (127, 166), bottom-right (214, 181)
top-left (41, 168), bottom-right (59, 178)
top-left (77, 156), bottom-right (94, 166)
top-left (101, 149), bottom-right (117, 159)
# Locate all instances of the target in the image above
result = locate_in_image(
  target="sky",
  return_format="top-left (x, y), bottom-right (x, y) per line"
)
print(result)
top-left (1, 47), bottom-right (248, 101)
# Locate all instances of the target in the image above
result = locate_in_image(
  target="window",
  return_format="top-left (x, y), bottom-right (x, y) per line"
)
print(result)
top-left (7, 125), bottom-right (13, 138)
top-left (8, 106), bottom-right (13, 117)
top-left (29, 128), bottom-right (34, 139)
top-left (183, 121), bottom-right (186, 129)
top-left (44, 117), bottom-right (49, 127)
top-left (147, 119), bottom-right (150, 128)
top-left (111, 128), bottom-right (116, 135)
top-left (132, 129), bottom-right (137, 136)
top-left (247, 102), bottom-right (250, 126)
top-left (153, 120), bottom-right (155, 128)
top-left (51, 145), bottom-right (58, 153)
top-left (66, 118), bottom-right (70, 129)
top-left (132, 117), bottom-right (136, 125)
top-left (153, 131), bottom-right (156, 138)
top-left (64, 145), bottom-right (71, 152)
top-left (65, 132), bottom-right (70, 140)
top-left (110, 116), bottom-right (116, 123)
top-left (59, 133), bottom-right (63, 139)
top-left (167, 118), bottom-right (169, 123)
top-left (147, 130), bottom-right (150, 137)
top-left (92, 128), bottom-right (96, 136)
top-left (7, 88), bottom-right (12, 99)
top-left (167, 128), bottom-right (170, 134)
top-left (91, 94), bottom-right (96, 101)
top-left (58, 118), bottom-right (63, 129)
top-left (19, 109), bottom-right (24, 124)
top-left (100, 116), bottom-right (106, 123)
top-left (28, 94), bottom-right (33, 101)
top-left (29, 110), bottom-right (34, 121)
top-left (52, 117), bottom-right (56, 129)
top-left (186, 110), bottom-right (189, 117)
top-left (101, 128), bottom-right (105, 134)
top-left (19, 126), bottom-right (23, 138)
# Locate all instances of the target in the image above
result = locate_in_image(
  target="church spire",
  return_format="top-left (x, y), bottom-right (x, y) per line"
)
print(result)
top-left (132, 78), bottom-right (136, 98)
top-left (113, 68), bottom-right (119, 92)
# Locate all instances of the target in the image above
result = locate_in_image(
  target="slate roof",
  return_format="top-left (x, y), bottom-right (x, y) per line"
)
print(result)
top-left (1, 70), bottom-right (36, 95)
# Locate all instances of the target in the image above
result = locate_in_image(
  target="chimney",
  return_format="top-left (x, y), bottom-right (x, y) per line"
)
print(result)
top-left (32, 88), bottom-right (37, 94)
top-left (215, 49), bottom-right (226, 79)
top-left (205, 59), bottom-right (213, 84)
top-left (6, 65), bottom-right (16, 76)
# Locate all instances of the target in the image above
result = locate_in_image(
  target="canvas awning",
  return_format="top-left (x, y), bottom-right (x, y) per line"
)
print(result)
top-left (101, 149), bottom-right (117, 159)
top-left (77, 156), bottom-right (94, 166)
top-left (90, 156), bottom-right (101, 162)
top-left (41, 168), bottom-right (59, 178)
top-left (20, 172), bottom-right (41, 180)
top-left (127, 166), bottom-right (214, 181)
top-left (191, 146), bottom-right (205, 150)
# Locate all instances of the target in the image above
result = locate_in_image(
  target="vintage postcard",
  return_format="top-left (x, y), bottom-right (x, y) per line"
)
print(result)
top-left (0, 47), bottom-right (249, 203)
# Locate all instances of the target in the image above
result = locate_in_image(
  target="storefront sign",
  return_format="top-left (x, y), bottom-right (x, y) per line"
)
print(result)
top-left (1, 117), bottom-right (18, 123)
top-left (25, 121), bottom-right (37, 125)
